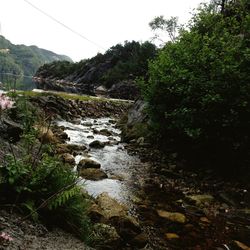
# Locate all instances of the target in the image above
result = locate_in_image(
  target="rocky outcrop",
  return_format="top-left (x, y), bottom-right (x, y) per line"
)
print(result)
top-left (121, 99), bottom-right (150, 142)
top-left (108, 80), bottom-right (140, 100)
top-left (126, 99), bottom-right (148, 126)
top-left (29, 94), bottom-right (130, 121)
top-left (35, 41), bottom-right (157, 100)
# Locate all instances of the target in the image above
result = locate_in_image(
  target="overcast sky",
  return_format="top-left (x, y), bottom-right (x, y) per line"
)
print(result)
top-left (0, 0), bottom-right (208, 62)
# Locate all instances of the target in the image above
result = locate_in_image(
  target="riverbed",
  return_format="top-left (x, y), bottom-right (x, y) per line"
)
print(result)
top-left (57, 117), bottom-right (148, 211)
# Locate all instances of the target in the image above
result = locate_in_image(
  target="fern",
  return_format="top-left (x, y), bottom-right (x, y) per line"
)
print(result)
top-left (47, 186), bottom-right (81, 210)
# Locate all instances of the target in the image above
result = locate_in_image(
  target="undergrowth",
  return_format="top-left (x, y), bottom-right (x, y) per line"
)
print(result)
top-left (0, 93), bottom-right (92, 242)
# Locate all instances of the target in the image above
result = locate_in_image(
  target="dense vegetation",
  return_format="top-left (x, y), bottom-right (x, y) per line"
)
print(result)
top-left (0, 35), bottom-right (72, 89)
top-left (36, 41), bottom-right (157, 88)
top-left (0, 93), bottom-right (91, 241)
top-left (140, 0), bottom-right (250, 169)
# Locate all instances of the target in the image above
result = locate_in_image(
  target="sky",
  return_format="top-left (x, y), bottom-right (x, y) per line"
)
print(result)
top-left (0, 0), bottom-right (208, 62)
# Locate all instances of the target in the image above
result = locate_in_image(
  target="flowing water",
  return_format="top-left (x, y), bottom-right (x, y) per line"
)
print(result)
top-left (57, 117), bottom-right (147, 209)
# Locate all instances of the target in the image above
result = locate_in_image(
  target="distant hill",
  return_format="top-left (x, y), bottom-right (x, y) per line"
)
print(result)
top-left (0, 35), bottom-right (72, 89)
top-left (35, 41), bottom-right (157, 99)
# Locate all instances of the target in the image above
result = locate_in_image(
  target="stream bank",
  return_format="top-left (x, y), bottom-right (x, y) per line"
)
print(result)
top-left (35, 94), bottom-right (250, 249)
top-left (1, 93), bottom-right (249, 249)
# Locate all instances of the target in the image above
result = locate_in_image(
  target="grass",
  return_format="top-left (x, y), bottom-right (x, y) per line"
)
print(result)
top-left (17, 90), bottom-right (132, 104)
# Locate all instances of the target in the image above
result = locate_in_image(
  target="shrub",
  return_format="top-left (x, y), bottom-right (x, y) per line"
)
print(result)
top-left (141, 0), bottom-right (250, 168)
top-left (0, 95), bottom-right (91, 241)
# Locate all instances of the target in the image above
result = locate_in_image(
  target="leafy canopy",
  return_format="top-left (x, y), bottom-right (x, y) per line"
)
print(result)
top-left (141, 0), bottom-right (250, 167)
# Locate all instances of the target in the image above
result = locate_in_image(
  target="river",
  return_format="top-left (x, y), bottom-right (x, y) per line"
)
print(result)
top-left (56, 117), bottom-right (148, 211)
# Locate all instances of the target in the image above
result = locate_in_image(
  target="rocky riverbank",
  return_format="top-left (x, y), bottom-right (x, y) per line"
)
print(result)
top-left (119, 101), bottom-right (250, 250)
top-left (1, 94), bottom-right (250, 250)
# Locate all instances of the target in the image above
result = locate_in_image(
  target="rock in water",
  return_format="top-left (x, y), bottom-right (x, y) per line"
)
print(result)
top-left (89, 140), bottom-right (105, 148)
top-left (96, 192), bottom-right (127, 219)
top-left (60, 153), bottom-right (75, 166)
top-left (78, 168), bottom-right (107, 180)
top-left (77, 158), bottom-right (101, 169)
top-left (157, 210), bottom-right (187, 224)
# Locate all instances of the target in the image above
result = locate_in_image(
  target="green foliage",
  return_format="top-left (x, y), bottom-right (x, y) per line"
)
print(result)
top-left (141, 0), bottom-right (250, 167)
top-left (36, 41), bottom-right (157, 88)
top-left (149, 16), bottom-right (179, 43)
top-left (0, 35), bottom-right (72, 89)
top-left (0, 95), bottom-right (91, 241)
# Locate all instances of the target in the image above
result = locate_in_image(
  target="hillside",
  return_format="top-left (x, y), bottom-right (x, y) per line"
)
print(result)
top-left (0, 35), bottom-right (72, 89)
top-left (35, 41), bottom-right (157, 100)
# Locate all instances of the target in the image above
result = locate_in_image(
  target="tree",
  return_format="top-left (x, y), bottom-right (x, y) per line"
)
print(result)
top-left (149, 16), bottom-right (179, 44)
top-left (141, 0), bottom-right (250, 169)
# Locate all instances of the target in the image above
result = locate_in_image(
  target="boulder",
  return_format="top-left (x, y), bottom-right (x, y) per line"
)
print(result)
top-left (0, 117), bottom-right (23, 142)
top-left (109, 215), bottom-right (141, 241)
top-left (55, 144), bottom-right (70, 154)
top-left (53, 128), bottom-right (68, 142)
top-left (89, 140), bottom-right (105, 148)
top-left (92, 223), bottom-right (120, 247)
top-left (99, 129), bottom-right (113, 136)
top-left (157, 210), bottom-right (187, 224)
top-left (88, 203), bottom-right (105, 223)
top-left (78, 168), bottom-right (107, 180)
top-left (77, 158), bottom-right (101, 169)
top-left (67, 144), bottom-right (87, 152)
top-left (96, 192), bottom-right (127, 219)
top-left (60, 153), bottom-right (75, 165)
top-left (87, 135), bottom-right (94, 139)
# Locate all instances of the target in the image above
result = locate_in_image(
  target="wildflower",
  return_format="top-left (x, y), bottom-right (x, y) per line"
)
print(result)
top-left (0, 94), bottom-right (14, 111)
top-left (0, 232), bottom-right (14, 242)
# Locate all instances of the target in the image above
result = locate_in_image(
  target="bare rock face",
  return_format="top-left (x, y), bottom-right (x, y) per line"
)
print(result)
top-left (127, 99), bottom-right (148, 127)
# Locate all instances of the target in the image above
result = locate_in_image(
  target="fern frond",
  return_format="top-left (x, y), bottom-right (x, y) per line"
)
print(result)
top-left (47, 186), bottom-right (81, 210)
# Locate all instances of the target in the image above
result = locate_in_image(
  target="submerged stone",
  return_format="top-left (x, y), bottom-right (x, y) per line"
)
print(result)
top-left (157, 210), bottom-right (187, 224)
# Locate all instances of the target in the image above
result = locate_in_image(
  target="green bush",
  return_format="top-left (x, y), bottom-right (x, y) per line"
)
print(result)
top-left (0, 95), bottom-right (91, 241)
top-left (141, 0), bottom-right (250, 168)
